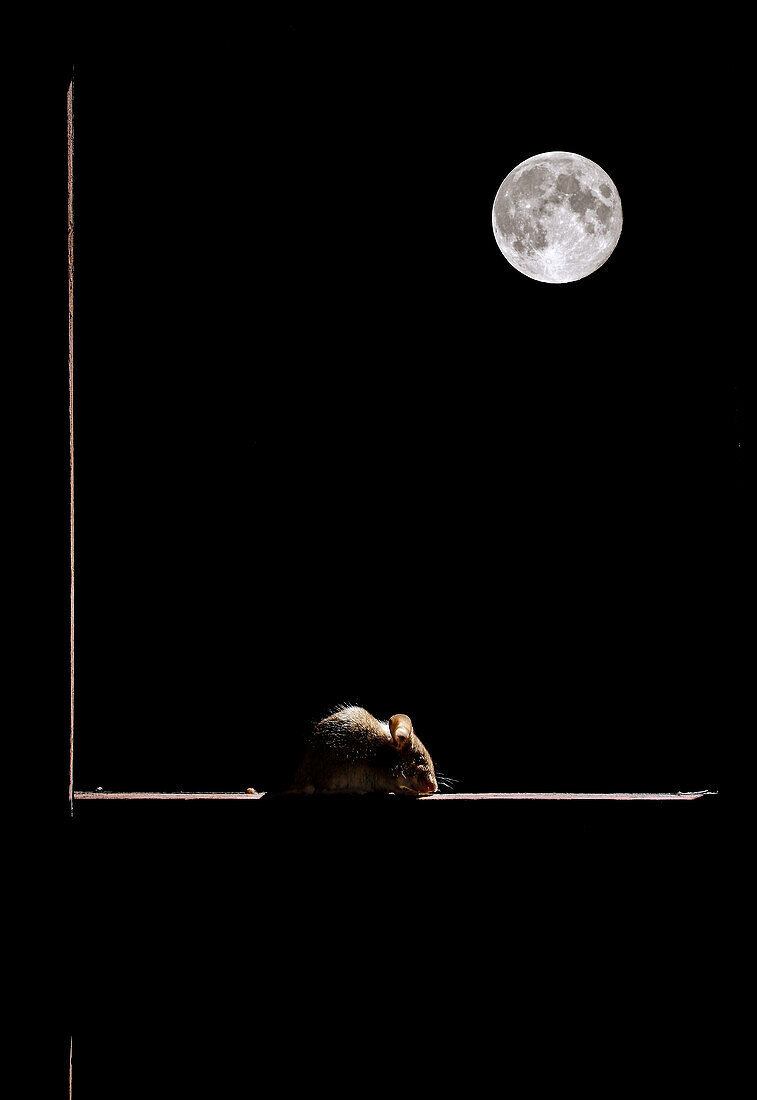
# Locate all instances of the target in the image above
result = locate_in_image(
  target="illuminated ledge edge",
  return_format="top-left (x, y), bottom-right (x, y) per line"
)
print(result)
top-left (73, 791), bottom-right (715, 801)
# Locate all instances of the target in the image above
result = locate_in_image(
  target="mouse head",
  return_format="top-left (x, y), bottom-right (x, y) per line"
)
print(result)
top-left (388, 714), bottom-right (438, 796)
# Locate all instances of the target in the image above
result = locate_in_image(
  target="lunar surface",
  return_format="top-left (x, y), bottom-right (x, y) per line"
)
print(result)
top-left (492, 151), bottom-right (622, 284)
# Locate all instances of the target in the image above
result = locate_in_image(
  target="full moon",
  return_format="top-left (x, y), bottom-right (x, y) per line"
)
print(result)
top-left (492, 151), bottom-right (622, 284)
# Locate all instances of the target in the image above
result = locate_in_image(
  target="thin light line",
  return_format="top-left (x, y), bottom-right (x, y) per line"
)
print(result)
top-left (68, 76), bottom-right (75, 817)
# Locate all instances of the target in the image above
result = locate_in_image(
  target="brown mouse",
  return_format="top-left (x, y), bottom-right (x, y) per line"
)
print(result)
top-left (285, 706), bottom-right (438, 796)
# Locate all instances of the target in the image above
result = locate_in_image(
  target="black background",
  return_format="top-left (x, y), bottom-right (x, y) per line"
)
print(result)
top-left (70, 32), bottom-right (738, 797)
top-left (59, 19), bottom-right (738, 1096)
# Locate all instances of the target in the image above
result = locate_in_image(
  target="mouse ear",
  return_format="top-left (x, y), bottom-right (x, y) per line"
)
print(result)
top-left (389, 714), bottom-right (413, 748)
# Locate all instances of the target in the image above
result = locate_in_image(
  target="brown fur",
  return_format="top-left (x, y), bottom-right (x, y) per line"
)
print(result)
top-left (287, 706), bottom-right (437, 796)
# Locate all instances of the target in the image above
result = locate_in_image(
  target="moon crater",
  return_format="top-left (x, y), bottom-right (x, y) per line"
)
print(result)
top-left (492, 151), bottom-right (622, 284)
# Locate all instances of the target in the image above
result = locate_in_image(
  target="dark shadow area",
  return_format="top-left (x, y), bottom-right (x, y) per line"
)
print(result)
top-left (68, 789), bottom-right (723, 1094)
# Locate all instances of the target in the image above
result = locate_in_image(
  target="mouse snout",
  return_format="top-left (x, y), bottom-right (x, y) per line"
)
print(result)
top-left (400, 773), bottom-right (437, 796)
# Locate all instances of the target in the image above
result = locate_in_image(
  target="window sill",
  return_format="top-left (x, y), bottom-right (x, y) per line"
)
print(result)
top-left (73, 790), bottom-right (713, 801)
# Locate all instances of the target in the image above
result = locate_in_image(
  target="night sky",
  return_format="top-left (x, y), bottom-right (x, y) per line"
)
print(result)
top-left (69, 30), bottom-right (740, 800)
